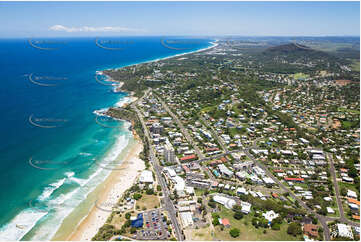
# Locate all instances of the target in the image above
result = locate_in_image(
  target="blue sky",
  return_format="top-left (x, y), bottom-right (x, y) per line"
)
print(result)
top-left (0, 1), bottom-right (359, 37)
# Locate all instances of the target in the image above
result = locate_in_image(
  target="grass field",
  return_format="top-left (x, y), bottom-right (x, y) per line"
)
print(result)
top-left (213, 206), bottom-right (303, 241)
top-left (136, 194), bottom-right (160, 210)
top-left (292, 73), bottom-right (309, 80)
top-left (187, 226), bottom-right (214, 240)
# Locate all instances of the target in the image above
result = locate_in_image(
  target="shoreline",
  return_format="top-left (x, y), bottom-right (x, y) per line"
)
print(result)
top-left (104, 40), bottom-right (219, 75)
top-left (55, 39), bottom-right (218, 241)
top-left (67, 139), bottom-right (145, 241)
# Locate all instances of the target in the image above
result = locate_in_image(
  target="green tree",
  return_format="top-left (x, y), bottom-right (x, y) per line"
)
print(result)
top-left (229, 228), bottom-right (240, 238)
top-left (233, 212), bottom-right (243, 220)
top-left (287, 222), bottom-right (302, 236)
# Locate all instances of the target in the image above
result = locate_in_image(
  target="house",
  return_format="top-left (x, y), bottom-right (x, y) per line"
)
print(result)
top-left (236, 187), bottom-right (248, 195)
top-left (304, 224), bottom-right (319, 238)
top-left (219, 218), bottom-right (231, 228)
top-left (327, 207), bottom-right (335, 214)
top-left (263, 210), bottom-right (279, 223)
top-left (347, 190), bottom-right (358, 199)
top-left (240, 201), bottom-right (251, 214)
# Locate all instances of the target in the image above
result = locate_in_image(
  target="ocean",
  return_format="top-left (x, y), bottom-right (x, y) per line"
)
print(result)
top-left (0, 36), bottom-right (212, 240)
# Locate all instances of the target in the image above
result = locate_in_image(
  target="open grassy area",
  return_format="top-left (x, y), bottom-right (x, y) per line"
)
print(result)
top-left (292, 73), bottom-right (309, 80)
top-left (135, 194), bottom-right (160, 210)
top-left (352, 60), bottom-right (360, 72)
top-left (338, 107), bottom-right (360, 115)
top-left (213, 206), bottom-right (303, 241)
top-left (187, 226), bottom-right (214, 240)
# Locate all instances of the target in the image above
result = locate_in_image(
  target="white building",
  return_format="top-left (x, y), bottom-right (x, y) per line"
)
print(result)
top-left (240, 201), bottom-right (251, 214)
top-left (218, 164), bottom-right (234, 177)
top-left (336, 224), bottom-right (353, 239)
top-left (139, 170), bottom-right (154, 184)
top-left (347, 189), bottom-right (357, 199)
top-left (263, 210), bottom-right (279, 222)
top-left (213, 195), bottom-right (236, 209)
top-left (327, 207), bottom-right (335, 214)
top-left (164, 141), bottom-right (175, 163)
top-left (180, 212), bottom-right (193, 227)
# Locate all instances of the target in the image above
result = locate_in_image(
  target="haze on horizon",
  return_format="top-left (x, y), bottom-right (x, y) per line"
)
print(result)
top-left (0, 1), bottom-right (359, 38)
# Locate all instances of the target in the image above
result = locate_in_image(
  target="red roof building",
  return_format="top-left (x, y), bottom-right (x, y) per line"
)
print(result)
top-left (180, 155), bottom-right (197, 162)
top-left (304, 224), bottom-right (319, 237)
top-left (284, 177), bottom-right (304, 182)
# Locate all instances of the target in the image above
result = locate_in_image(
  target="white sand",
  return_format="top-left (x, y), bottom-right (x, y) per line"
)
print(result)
top-left (68, 140), bottom-right (145, 241)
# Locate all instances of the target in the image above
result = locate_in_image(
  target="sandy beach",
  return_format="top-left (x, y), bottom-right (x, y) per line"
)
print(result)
top-left (68, 139), bottom-right (145, 241)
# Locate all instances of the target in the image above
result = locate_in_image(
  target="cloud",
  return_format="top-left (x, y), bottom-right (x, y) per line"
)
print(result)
top-left (49, 25), bottom-right (144, 33)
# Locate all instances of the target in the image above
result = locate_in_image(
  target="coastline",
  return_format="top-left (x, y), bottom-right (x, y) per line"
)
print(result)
top-left (53, 40), bottom-right (217, 241)
top-left (106, 40), bottom-right (218, 73)
top-left (67, 139), bottom-right (144, 241)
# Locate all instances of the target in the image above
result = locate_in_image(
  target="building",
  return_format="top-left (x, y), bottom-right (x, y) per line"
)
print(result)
top-left (131, 213), bottom-right (144, 228)
top-left (304, 224), bottom-right (319, 238)
top-left (180, 154), bottom-right (197, 162)
top-left (335, 224), bottom-right (353, 239)
top-left (219, 218), bottom-right (230, 228)
top-left (213, 195), bottom-right (236, 209)
top-left (180, 212), bottom-right (193, 227)
top-left (150, 122), bottom-right (164, 134)
top-left (218, 164), bottom-right (234, 177)
top-left (139, 170), bottom-right (154, 184)
top-left (164, 141), bottom-right (175, 163)
top-left (262, 210), bottom-right (279, 223)
top-left (240, 201), bottom-right (251, 214)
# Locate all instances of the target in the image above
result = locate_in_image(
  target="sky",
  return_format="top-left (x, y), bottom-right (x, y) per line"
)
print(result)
top-left (0, 1), bottom-right (359, 38)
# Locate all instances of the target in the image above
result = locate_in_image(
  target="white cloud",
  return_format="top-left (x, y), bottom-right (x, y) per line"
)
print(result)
top-left (49, 25), bottom-right (144, 33)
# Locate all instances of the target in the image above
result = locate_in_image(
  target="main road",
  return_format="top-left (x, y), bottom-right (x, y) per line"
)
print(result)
top-left (131, 91), bottom-right (184, 241)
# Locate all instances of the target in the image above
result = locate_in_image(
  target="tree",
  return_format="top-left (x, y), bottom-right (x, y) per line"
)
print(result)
top-left (229, 228), bottom-right (240, 238)
top-left (125, 212), bottom-right (131, 220)
top-left (146, 189), bottom-right (154, 195)
top-left (287, 222), bottom-right (302, 236)
top-left (233, 212), bottom-right (243, 220)
top-left (130, 227), bottom-right (137, 234)
top-left (133, 193), bottom-right (142, 200)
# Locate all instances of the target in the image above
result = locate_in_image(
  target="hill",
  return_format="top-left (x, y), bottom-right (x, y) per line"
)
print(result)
top-left (265, 43), bottom-right (314, 53)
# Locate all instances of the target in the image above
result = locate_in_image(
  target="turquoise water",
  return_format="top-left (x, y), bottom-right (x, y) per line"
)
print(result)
top-left (0, 37), bottom-right (212, 240)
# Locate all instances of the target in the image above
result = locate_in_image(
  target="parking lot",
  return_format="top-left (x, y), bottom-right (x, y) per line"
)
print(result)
top-left (136, 209), bottom-right (169, 240)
